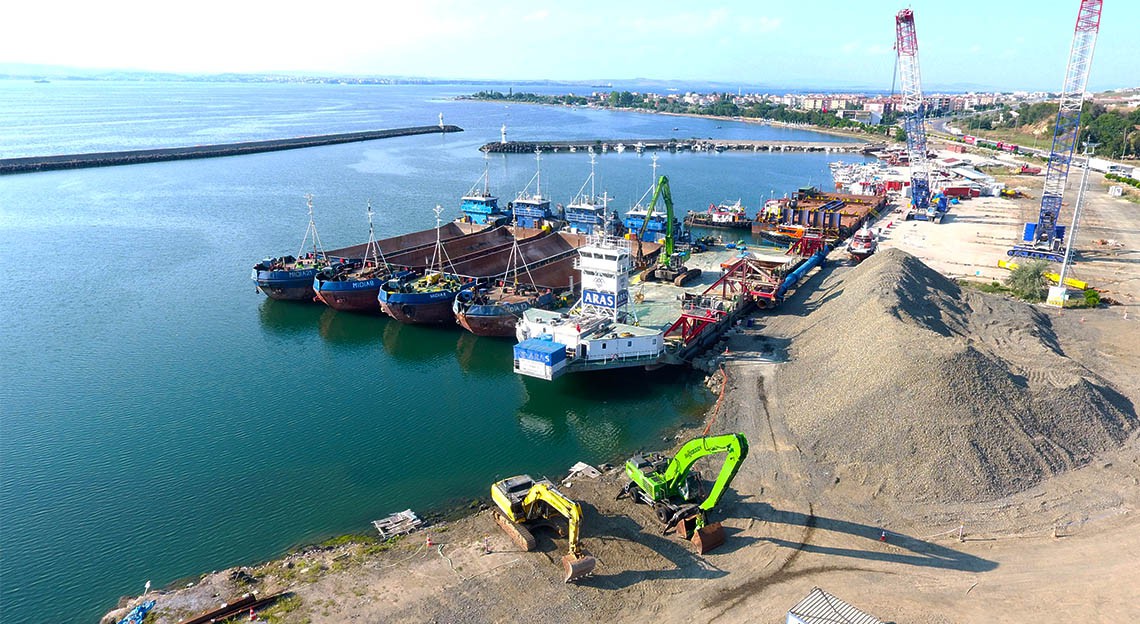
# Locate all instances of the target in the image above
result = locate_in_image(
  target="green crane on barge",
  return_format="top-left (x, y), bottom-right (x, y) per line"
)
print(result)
top-left (634, 175), bottom-right (702, 286)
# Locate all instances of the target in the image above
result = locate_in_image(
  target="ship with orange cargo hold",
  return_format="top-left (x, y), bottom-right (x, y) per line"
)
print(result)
top-left (751, 186), bottom-right (887, 245)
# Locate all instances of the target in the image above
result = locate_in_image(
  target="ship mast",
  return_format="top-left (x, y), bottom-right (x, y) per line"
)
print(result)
top-left (534, 148), bottom-right (542, 199)
top-left (363, 201), bottom-right (390, 273)
top-left (428, 205), bottom-right (455, 275)
top-left (482, 148), bottom-right (491, 196)
top-left (297, 193), bottom-right (326, 262)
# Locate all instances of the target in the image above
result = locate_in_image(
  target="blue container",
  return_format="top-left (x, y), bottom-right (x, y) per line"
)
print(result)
top-left (514, 338), bottom-right (567, 366)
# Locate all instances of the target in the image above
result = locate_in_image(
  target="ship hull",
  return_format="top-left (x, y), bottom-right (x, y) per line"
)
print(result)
top-left (684, 215), bottom-right (752, 230)
top-left (254, 268), bottom-right (319, 301)
top-left (455, 309), bottom-right (524, 337)
top-left (455, 299), bottom-right (542, 337)
top-left (313, 277), bottom-right (384, 314)
top-left (378, 289), bottom-right (460, 324)
top-left (848, 247), bottom-right (876, 263)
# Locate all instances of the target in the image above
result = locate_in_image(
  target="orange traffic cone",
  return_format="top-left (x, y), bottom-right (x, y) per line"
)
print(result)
top-left (249, 607), bottom-right (257, 621)
top-left (426, 535), bottom-right (434, 547)
top-left (879, 530), bottom-right (888, 542)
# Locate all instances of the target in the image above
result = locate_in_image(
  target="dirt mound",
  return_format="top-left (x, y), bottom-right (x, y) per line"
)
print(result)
top-left (775, 248), bottom-right (1136, 503)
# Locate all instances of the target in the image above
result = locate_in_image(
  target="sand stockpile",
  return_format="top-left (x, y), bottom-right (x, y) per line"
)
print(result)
top-left (774, 248), bottom-right (1136, 503)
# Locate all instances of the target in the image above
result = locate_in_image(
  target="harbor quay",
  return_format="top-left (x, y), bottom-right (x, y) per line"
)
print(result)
top-left (481, 138), bottom-right (872, 154)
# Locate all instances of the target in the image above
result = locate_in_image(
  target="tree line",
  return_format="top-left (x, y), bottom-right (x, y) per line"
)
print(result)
top-left (964, 100), bottom-right (1139, 159)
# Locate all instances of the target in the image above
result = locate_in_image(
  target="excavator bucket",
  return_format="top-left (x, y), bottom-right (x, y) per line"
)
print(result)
top-left (562, 554), bottom-right (597, 582)
top-left (691, 522), bottom-right (726, 554)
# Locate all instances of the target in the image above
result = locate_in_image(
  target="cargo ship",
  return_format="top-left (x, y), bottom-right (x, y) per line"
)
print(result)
top-left (683, 200), bottom-right (752, 230)
top-left (507, 150), bottom-right (564, 230)
top-left (564, 153), bottom-right (615, 235)
top-left (313, 204), bottom-right (486, 314)
top-left (253, 195), bottom-right (364, 301)
top-left (453, 232), bottom-right (588, 337)
top-left (456, 152), bottom-right (511, 226)
top-left (379, 209), bottom-right (551, 325)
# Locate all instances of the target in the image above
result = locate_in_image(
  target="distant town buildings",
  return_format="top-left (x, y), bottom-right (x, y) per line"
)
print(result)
top-left (583, 89), bottom-right (1050, 116)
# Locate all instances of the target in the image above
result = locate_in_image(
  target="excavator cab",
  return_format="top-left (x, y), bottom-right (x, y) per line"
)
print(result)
top-left (490, 474), bottom-right (597, 582)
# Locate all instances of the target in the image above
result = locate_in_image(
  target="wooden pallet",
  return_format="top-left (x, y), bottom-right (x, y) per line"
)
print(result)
top-left (372, 509), bottom-right (423, 539)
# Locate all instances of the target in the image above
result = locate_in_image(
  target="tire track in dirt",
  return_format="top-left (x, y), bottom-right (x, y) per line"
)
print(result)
top-left (701, 365), bottom-right (823, 616)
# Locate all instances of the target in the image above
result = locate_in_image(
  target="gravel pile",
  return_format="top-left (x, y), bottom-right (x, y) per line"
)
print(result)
top-left (775, 248), bottom-right (1136, 503)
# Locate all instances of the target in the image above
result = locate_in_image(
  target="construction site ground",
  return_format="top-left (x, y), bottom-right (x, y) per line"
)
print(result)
top-left (879, 154), bottom-right (1140, 304)
top-left (104, 163), bottom-right (1140, 624)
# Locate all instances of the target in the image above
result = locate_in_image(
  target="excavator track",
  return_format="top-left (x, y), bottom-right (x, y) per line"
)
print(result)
top-left (492, 509), bottom-right (536, 552)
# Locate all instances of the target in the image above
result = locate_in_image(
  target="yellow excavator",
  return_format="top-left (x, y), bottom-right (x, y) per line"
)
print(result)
top-left (490, 474), bottom-right (597, 582)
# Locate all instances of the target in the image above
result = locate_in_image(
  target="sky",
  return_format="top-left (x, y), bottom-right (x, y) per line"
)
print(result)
top-left (4, 0), bottom-right (1137, 92)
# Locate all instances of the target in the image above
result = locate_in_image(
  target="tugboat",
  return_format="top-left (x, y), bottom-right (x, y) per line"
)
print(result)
top-left (253, 195), bottom-right (355, 301)
top-left (508, 149), bottom-right (563, 230)
top-left (846, 224), bottom-right (878, 263)
top-left (683, 199), bottom-right (752, 230)
top-left (453, 230), bottom-right (585, 338)
top-left (313, 202), bottom-right (390, 314)
top-left (623, 155), bottom-right (679, 244)
top-left (513, 232), bottom-right (665, 381)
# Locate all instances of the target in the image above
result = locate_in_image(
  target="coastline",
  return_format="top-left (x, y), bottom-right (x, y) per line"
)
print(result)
top-left (461, 95), bottom-right (894, 144)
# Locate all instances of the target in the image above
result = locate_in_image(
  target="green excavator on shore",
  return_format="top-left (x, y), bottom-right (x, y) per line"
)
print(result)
top-left (616, 433), bottom-right (749, 554)
top-left (490, 474), bottom-right (598, 582)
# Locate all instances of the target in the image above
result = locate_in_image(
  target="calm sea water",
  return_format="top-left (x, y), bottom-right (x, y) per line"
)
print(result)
top-left (0, 80), bottom-right (871, 623)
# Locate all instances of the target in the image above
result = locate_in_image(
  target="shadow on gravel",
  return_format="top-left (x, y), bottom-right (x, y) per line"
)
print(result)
top-left (580, 505), bottom-right (729, 590)
top-left (743, 501), bottom-right (998, 572)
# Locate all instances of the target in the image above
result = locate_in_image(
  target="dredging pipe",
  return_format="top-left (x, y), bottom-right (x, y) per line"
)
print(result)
top-left (0, 125), bottom-right (464, 175)
top-left (776, 246), bottom-right (831, 301)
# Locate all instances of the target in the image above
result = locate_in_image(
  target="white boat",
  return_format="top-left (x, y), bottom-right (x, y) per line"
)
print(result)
top-left (513, 233), bottom-right (664, 380)
top-left (847, 225), bottom-right (878, 262)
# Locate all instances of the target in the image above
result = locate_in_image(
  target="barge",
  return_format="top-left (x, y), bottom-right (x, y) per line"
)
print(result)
top-left (752, 186), bottom-right (886, 243)
top-left (253, 196), bottom-right (366, 302)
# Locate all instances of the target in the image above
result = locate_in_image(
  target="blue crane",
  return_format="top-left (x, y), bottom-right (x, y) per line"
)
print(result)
top-left (1010, 0), bottom-right (1103, 262)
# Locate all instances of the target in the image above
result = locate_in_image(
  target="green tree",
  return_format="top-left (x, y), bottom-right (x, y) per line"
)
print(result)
top-left (1005, 260), bottom-right (1050, 302)
top-left (894, 127), bottom-right (907, 142)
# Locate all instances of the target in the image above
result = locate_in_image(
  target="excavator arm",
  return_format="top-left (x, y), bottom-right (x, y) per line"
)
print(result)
top-left (662, 433), bottom-right (749, 505)
top-left (636, 176), bottom-right (676, 264)
top-left (521, 482), bottom-right (586, 558)
top-left (621, 434), bottom-right (749, 553)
